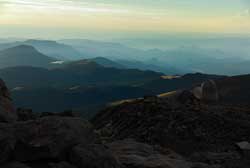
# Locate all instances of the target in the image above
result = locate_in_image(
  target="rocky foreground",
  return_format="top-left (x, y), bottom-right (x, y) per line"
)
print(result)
top-left (1, 77), bottom-right (250, 168)
top-left (93, 91), bottom-right (250, 168)
top-left (0, 79), bottom-right (209, 168)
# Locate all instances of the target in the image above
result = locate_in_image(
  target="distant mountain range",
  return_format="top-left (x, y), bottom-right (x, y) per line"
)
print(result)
top-left (88, 57), bottom-right (125, 69)
top-left (2, 38), bottom-right (250, 75)
top-left (60, 39), bottom-right (183, 74)
top-left (59, 39), bottom-right (142, 60)
top-left (0, 60), bottom-right (163, 89)
top-left (60, 38), bottom-right (250, 75)
top-left (6, 38), bottom-right (249, 75)
top-left (0, 42), bottom-right (235, 115)
top-left (0, 59), bottom-right (161, 114)
top-left (0, 38), bottom-right (250, 116)
top-left (0, 64), bottom-right (225, 116)
top-left (0, 45), bottom-right (56, 68)
top-left (0, 40), bottom-right (83, 60)
top-left (0, 44), bottom-right (225, 115)
top-left (0, 39), bottom-right (182, 75)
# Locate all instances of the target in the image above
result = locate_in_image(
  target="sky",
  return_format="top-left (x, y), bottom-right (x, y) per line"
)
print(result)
top-left (0, 0), bottom-right (250, 39)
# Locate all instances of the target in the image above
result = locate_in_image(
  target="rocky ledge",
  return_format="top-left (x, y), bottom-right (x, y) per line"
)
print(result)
top-left (92, 90), bottom-right (250, 168)
top-left (0, 79), bottom-right (17, 122)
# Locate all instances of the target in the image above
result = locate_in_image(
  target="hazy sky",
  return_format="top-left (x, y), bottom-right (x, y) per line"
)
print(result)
top-left (0, 0), bottom-right (250, 39)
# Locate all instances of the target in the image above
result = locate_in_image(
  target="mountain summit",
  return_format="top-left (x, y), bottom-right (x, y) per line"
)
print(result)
top-left (0, 45), bottom-right (56, 69)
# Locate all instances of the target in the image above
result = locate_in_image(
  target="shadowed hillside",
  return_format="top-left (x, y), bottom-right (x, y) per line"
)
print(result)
top-left (0, 45), bottom-right (56, 68)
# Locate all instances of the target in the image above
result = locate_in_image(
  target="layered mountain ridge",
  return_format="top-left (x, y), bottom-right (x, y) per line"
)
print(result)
top-left (0, 45), bottom-right (56, 68)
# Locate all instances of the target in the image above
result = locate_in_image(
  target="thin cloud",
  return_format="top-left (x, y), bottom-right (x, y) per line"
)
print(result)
top-left (2, 0), bottom-right (129, 14)
top-left (237, 9), bottom-right (249, 17)
top-left (0, 1), bottom-right (8, 13)
top-left (245, 9), bottom-right (250, 15)
top-left (0, 1), bottom-right (8, 7)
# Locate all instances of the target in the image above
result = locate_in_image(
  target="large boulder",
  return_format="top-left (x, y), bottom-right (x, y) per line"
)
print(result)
top-left (192, 86), bottom-right (203, 100)
top-left (70, 144), bottom-right (122, 168)
top-left (107, 139), bottom-right (212, 168)
top-left (13, 116), bottom-right (95, 162)
top-left (0, 79), bottom-right (17, 122)
top-left (192, 80), bottom-right (219, 103)
top-left (201, 80), bottom-right (219, 102)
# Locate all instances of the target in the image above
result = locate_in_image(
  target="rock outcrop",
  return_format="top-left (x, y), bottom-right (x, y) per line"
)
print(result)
top-left (0, 123), bottom-right (15, 164)
top-left (70, 144), bottom-right (121, 168)
top-left (13, 116), bottom-right (95, 162)
top-left (192, 80), bottom-right (219, 102)
top-left (0, 79), bottom-right (17, 122)
top-left (93, 91), bottom-right (250, 168)
top-left (0, 79), bottom-right (123, 168)
top-left (201, 80), bottom-right (219, 102)
top-left (0, 115), bottom-right (123, 168)
top-left (0, 78), bottom-right (122, 168)
top-left (192, 74), bottom-right (250, 104)
top-left (107, 139), bottom-right (199, 168)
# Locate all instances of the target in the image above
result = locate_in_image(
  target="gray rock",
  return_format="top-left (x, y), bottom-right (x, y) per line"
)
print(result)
top-left (0, 123), bottom-right (16, 164)
top-left (192, 80), bottom-right (219, 103)
top-left (70, 144), bottom-right (122, 168)
top-left (13, 116), bottom-right (94, 162)
top-left (1, 162), bottom-right (31, 168)
top-left (201, 80), bottom-right (219, 102)
top-left (192, 86), bottom-right (203, 100)
top-left (107, 139), bottom-right (196, 168)
top-left (0, 79), bottom-right (17, 122)
top-left (236, 141), bottom-right (250, 150)
top-left (49, 162), bottom-right (77, 168)
top-left (190, 152), bottom-right (240, 165)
